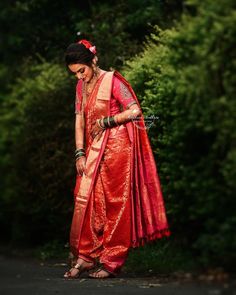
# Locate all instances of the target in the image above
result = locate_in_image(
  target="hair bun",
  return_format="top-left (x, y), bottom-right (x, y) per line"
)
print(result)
top-left (78, 39), bottom-right (97, 55)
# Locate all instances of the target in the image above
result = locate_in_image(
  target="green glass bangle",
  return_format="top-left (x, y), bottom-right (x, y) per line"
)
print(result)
top-left (103, 116), bottom-right (119, 128)
top-left (97, 119), bottom-right (106, 130)
top-left (75, 154), bottom-right (85, 158)
top-left (109, 116), bottom-right (118, 127)
top-left (75, 154), bottom-right (86, 161)
top-left (75, 151), bottom-right (85, 156)
top-left (103, 117), bottom-right (109, 128)
top-left (75, 148), bottom-right (85, 153)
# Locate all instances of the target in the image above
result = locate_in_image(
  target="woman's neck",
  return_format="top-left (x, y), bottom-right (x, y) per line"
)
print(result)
top-left (85, 69), bottom-right (106, 96)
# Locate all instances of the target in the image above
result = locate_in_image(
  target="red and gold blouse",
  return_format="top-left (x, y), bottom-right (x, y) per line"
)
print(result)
top-left (75, 75), bottom-right (137, 115)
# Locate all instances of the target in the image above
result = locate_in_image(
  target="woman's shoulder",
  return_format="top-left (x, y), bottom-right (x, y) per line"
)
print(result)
top-left (76, 79), bottom-right (83, 93)
top-left (76, 79), bottom-right (83, 88)
top-left (75, 79), bottom-right (83, 100)
top-left (100, 70), bottom-right (124, 82)
top-left (112, 71), bottom-right (132, 90)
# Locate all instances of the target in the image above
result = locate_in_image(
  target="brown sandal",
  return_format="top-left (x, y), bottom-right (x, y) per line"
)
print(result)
top-left (64, 262), bottom-right (95, 279)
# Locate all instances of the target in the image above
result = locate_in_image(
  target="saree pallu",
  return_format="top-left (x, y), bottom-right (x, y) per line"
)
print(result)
top-left (70, 71), bottom-right (170, 273)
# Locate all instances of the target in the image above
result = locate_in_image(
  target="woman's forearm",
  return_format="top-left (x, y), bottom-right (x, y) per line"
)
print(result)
top-left (114, 104), bottom-right (141, 125)
top-left (93, 104), bottom-right (142, 137)
top-left (75, 114), bottom-right (85, 149)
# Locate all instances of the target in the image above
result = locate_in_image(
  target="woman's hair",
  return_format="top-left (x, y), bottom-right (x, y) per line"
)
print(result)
top-left (65, 42), bottom-right (95, 66)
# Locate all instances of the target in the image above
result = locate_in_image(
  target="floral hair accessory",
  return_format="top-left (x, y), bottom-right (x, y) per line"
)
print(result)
top-left (78, 39), bottom-right (97, 55)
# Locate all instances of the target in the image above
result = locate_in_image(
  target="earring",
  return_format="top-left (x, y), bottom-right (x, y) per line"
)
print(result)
top-left (92, 63), bottom-right (99, 77)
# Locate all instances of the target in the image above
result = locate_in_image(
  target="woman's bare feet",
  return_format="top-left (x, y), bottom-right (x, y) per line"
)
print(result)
top-left (64, 258), bottom-right (94, 278)
top-left (89, 268), bottom-right (114, 279)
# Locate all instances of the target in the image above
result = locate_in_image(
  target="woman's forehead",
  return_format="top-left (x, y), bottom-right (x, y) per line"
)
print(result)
top-left (68, 63), bottom-right (86, 72)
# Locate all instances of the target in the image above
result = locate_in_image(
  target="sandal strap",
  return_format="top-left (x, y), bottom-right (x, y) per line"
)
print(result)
top-left (74, 263), bottom-right (82, 270)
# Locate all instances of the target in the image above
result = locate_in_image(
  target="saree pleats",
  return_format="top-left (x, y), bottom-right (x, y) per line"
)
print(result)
top-left (70, 73), bottom-right (111, 258)
top-left (78, 126), bottom-right (131, 273)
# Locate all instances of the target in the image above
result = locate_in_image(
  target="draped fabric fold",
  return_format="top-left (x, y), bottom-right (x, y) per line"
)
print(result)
top-left (114, 72), bottom-right (170, 247)
top-left (70, 72), bottom-right (112, 256)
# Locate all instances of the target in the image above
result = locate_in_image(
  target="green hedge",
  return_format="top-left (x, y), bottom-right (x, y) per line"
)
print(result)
top-left (123, 0), bottom-right (236, 267)
top-left (0, 62), bottom-right (76, 244)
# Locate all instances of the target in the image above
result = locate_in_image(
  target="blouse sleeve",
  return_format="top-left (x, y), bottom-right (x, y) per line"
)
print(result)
top-left (75, 80), bottom-right (83, 114)
top-left (112, 76), bottom-right (137, 109)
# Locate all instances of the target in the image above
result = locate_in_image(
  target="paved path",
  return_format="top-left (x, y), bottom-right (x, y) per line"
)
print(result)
top-left (0, 255), bottom-right (234, 295)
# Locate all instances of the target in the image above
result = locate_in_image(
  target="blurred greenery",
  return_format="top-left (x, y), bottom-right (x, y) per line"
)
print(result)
top-left (123, 0), bottom-right (236, 270)
top-left (0, 0), bottom-right (235, 272)
top-left (125, 240), bottom-right (197, 274)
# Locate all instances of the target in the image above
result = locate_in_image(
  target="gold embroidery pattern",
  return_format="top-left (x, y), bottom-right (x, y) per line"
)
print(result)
top-left (120, 82), bottom-right (133, 100)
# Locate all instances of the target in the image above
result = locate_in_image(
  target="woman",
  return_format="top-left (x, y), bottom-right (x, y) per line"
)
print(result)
top-left (64, 39), bottom-right (170, 279)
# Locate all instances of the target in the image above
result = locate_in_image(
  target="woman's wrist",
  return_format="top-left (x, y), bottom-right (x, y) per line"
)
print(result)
top-left (75, 155), bottom-right (86, 162)
top-left (100, 116), bottom-right (119, 129)
top-left (97, 118), bottom-right (106, 130)
top-left (75, 148), bottom-right (86, 161)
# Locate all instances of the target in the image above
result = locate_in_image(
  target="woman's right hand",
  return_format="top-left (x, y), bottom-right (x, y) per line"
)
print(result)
top-left (76, 156), bottom-right (86, 176)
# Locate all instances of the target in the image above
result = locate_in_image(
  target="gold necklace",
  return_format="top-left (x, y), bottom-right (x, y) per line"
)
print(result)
top-left (85, 68), bottom-right (101, 97)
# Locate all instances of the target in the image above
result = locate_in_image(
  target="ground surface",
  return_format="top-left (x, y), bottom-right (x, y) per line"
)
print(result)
top-left (0, 255), bottom-right (235, 295)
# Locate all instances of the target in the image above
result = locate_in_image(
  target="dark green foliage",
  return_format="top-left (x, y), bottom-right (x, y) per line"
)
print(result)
top-left (0, 0), bottom-right (182, 71)
top-left (73, 0), bottom-right (183, 68)
top-left (124, 0), bottom-right (236, 268)
top-left (125, 239), bottom-right (196, 274)
top-left (1, 62), bottom-right (76, 244)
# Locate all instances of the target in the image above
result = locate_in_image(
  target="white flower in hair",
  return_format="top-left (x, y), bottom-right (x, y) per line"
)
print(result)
top-left (89, 46), bottom-right (96, 54)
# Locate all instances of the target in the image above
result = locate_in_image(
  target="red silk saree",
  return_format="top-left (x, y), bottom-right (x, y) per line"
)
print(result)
top-left (70, 71), bottom-right (170, 273)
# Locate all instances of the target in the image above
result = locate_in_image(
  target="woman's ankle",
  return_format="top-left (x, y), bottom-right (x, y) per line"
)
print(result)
top-left (77, 256), bottom-right (94, 267)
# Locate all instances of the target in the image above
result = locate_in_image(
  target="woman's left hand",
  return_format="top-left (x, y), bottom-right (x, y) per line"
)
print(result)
top-left (90, 120), bottom-right (104, 141)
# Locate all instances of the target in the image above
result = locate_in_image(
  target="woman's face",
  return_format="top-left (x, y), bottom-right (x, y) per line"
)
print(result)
top-left (68, 63), bottom-right (94, 83)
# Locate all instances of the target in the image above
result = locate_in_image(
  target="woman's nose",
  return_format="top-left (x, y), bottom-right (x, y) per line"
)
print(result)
top-left (75, 73), bottom-right (81, 80)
